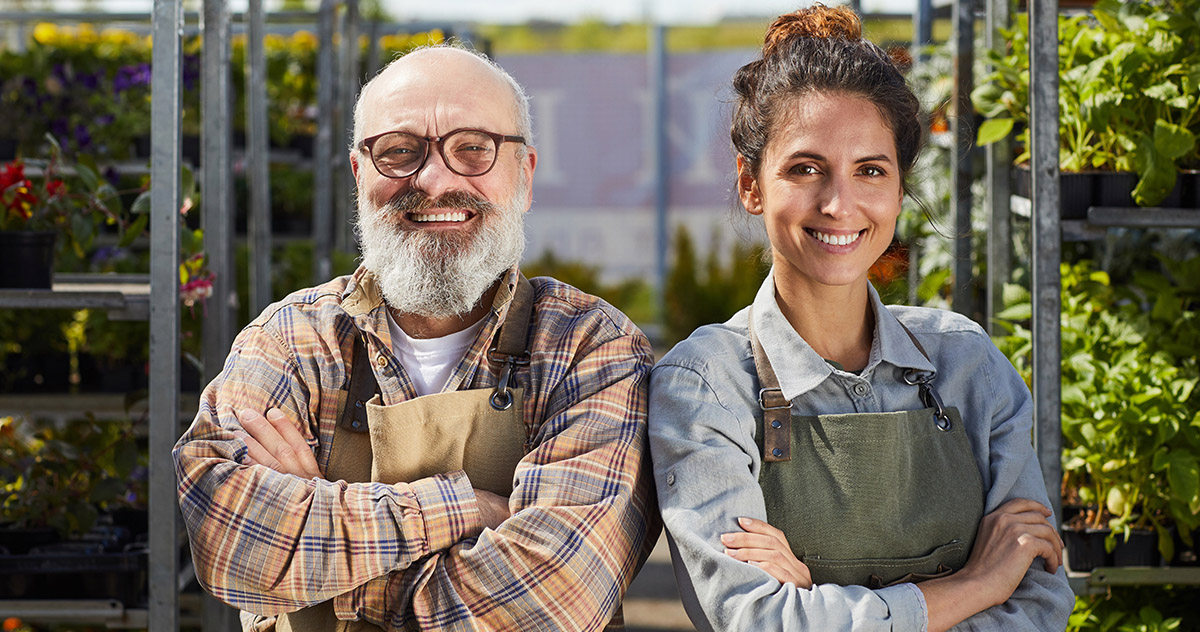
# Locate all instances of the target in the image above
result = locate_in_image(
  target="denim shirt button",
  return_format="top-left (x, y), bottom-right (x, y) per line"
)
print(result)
top-left (666, 472), bottom-right (676, 486)
top-left (853, 383), bottom-right (870, 397)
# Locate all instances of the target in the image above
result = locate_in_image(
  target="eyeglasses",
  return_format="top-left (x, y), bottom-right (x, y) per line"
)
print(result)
top-left (360, 128), bottom-right (527, 179)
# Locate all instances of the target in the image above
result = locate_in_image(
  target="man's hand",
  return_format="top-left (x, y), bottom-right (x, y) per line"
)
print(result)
top-left (721, 516), bottom-right (813, 588)
top-left (473, 488), bottom-right (512, 530)
top-left (234, 408), bottom-right (322, 479)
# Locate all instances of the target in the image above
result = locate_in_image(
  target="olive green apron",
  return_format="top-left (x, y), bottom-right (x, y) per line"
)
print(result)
top-left (750, 311), bottom-right (984, 588)
top-left (270, 277), bottom-right (535, 632)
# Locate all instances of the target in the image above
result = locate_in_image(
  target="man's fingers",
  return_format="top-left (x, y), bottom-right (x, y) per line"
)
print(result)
top-left (721, 531), bottom-right (782, 551)
top-left (235, 408), bottom-right (319, 479)
top-left (234, 430), bottom-right (281, 471)
top-left (265, 408), bottom-right (320, 478)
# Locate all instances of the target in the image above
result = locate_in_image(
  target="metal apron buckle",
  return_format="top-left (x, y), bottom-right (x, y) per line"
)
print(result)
top-left (488, 349), bottom-right (530, 411)
top-left (903, 369), bottom-right (952, 431)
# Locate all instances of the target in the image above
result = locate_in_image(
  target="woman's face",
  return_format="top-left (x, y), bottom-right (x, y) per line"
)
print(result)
top-left (738, 91), bottom-right (903, 292)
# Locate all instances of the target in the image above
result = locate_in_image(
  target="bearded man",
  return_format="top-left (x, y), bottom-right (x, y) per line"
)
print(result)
top-left (173, 45), bottom-right (658, 632)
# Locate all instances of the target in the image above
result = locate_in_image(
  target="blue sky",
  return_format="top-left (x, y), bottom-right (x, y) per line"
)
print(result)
top-left (34, 0), bottom-right (928, 24)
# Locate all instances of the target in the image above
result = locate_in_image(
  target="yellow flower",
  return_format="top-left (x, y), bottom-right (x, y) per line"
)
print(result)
top-left (31, 23), bottom-right (58, 45)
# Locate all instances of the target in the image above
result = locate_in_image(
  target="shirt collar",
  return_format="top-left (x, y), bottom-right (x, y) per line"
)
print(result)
top-left (750, 268), bottom-right (936, 400)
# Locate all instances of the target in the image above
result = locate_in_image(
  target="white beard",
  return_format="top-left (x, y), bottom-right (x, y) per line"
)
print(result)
top-left (356, 180), bottom-right (528, 319)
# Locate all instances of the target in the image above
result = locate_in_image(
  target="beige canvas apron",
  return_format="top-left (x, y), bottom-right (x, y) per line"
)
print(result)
top-left (273, 278), bottom-right (534, 632)
top-left (750, 311), bottom-right (985, 588)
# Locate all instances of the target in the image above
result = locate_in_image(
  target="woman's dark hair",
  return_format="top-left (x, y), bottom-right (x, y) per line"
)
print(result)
top-left (731, 4), bottom-right (924, 191)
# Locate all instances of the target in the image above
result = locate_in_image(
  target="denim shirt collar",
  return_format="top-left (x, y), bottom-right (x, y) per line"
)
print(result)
top-left (751, 268), bottom-right (937, 400)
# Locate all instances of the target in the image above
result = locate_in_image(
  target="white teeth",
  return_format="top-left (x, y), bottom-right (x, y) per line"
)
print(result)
top-left (411, 211), bottom-right (468, 223)
top-left (811, 229), bottom-right (861, 246)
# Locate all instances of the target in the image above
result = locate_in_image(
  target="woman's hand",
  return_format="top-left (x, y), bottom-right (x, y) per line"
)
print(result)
top-left (920, 498), bottom-right (1064, 632)
top-left (961, 498), bottom-right (1063, 602)
top-left (721, 516), bottom-right (813, 588)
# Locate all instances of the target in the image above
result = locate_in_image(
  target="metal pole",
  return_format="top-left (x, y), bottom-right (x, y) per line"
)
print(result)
top-left (313, 0), bottom-right (336, 283)
top-left (985, 0), bottom-right (1013, 333)
top-left (149, 1), bottom-right (182, 630)
top-left (649, 21), bottom-right (668, 337)
top-left (199, 7), bottom-right (243, 625)
top-left (201, 0), bottom-right (235, 380)
top-left (247, 0), bottom-right (273, 314)
top-left (336, 0), bottom-right (360, 256)
top-left (951, 0), bottom-right (975, 320)
top-left (912, 0), bottom-right (934, 61)
top-left (1031, 0), bottom-right (1063, 523)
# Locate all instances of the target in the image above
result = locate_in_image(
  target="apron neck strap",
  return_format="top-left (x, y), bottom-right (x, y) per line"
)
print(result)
top-left (748, 307), bottom-right (793, 462)
top-left (492, 274), bottom-right (535, 358)
top-left (487, 274), bottom-right (535, 411)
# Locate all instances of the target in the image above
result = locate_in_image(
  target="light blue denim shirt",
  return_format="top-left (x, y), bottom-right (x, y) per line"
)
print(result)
top-left (648, 270), bottom-right (1074, 631)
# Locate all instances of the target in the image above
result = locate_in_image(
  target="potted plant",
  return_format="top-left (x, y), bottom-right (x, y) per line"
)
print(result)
top-left (0, 136), bottom-right (146, 288)
top-left (0, 414), bottom-right (149, 604)
top-left (972, 0), bottom-right (1200, 214)
top-left (994, 259), bottom-right (1200, 570)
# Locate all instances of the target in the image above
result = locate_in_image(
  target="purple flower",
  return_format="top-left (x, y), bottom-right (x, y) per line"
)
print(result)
top-left (103, 165), bottom-right (120, 189)
top-left (74, 123), bottom-right (92, 149)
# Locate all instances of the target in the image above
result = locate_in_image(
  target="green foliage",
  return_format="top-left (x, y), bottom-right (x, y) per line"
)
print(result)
top-left (973, 0), bottom-right (1200, 206)
top-left (663, 225), bottom-right (768, 346)
top-left (1069, 587), bottom-right (1198, 632)
top-left (522, 250), bottom-right (655, 326)
top-left (0, 416), bottom-right (145, 538)
top-left (994, 258), bottom-right (1200, 559)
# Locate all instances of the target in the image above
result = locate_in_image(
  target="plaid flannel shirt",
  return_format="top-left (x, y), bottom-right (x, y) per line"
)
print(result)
top-left (173, 266), bottom-right (659, 631)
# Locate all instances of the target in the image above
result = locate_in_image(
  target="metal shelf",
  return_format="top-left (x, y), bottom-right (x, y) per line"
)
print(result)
top-left (1068, 567), bottom-right (1200, 596)
top-left (0, 594), bottom-right (203, 629)
top-left (0, 392), bottom-right (198, 424)
top-left (0, 274), bottom-right (149, 320)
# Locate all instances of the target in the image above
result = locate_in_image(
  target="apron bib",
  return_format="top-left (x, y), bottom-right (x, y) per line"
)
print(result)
top-left (275, 278), bottom-right (534, 632)
top-left (749, 311), bottom-right (984, 588)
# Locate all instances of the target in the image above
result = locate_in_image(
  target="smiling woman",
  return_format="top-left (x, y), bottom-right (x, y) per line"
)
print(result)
top-left (647, 4), bottom-right (1075, 632)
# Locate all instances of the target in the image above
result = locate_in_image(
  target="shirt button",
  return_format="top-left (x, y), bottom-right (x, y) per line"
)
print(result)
top-left (666, 473), bottom-right (676, 486)
top-left (853, 383), bottom-right (870, 397)
top-left (376, 355), bottom-right (388, 368)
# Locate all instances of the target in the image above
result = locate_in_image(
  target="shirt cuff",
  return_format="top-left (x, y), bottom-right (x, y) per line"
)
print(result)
top-left (407, 470), bottom-right (485, 554)
top-left (876, 583), bottom-right (929, 632)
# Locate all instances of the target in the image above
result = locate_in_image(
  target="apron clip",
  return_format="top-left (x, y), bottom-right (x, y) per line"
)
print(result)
top-left (903, 370), bottom-right (952, 431)
top-left (489, 350), bottom-right (530, 411)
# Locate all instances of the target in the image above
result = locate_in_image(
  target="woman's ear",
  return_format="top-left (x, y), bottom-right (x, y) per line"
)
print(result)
top-left (737, 155), bottom-right (763, 216)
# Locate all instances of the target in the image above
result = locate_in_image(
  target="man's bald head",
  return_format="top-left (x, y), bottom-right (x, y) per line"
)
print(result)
top-left (351, 45), bottom-right (532, 153)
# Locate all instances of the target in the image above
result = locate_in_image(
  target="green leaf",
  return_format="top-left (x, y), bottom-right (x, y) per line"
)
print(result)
top-left (1153, 119), bottom-right (1195, 160)
top-left (976, 118), bottom-right (1014, 146)
top-left (996, 302), bottom-right (1032, 321)
top-left (130, 190), bottom-right (152, 215)
top-left (119, 213), bottom-right (149, 248)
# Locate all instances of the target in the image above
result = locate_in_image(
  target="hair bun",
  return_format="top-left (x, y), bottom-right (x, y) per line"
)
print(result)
top-left (762, 3), bottom-right (862, 57)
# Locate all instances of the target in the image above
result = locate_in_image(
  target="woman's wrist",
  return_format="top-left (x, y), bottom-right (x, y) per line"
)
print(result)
top-left (917, 571), bottom-right (994, 632)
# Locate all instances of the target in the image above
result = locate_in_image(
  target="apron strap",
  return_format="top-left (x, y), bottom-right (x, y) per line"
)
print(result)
top-left (487, 274), bottom-right (534, 411)
top-left (338, 333), bottom-right (378, 434)
top-left (748, 307), bottom-right (793, 462)
top-left (894, 321), bottom-right (953, 431)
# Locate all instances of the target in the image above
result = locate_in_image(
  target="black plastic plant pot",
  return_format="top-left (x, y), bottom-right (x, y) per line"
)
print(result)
top-left (1111, 529), bottom-right (1161, 567)
top-left (0, 546), bottom-right (147, 606)
top-left (0, 526), bottom-right (61, 556)
top-left (0, 230), bottom-right (56, 289)
top-left (1061, 525), bottom-right (1111, 572)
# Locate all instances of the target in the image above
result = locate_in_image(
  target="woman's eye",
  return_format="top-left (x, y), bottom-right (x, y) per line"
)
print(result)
top-left (790, 164), bottom-right (819, 175)
top-left (861, 165), bottom-right (886, 177)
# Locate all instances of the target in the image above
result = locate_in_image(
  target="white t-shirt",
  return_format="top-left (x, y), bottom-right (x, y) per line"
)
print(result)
top-left (386, 311), bottom-right (487, 397)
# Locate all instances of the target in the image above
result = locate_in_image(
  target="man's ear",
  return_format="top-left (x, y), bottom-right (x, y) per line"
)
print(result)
top-left (737, 155), bottom-right (763, 216)
top-left (519, 146), bottom-right (538, 212)
top-left (350, 150), bottom-right (360, 181)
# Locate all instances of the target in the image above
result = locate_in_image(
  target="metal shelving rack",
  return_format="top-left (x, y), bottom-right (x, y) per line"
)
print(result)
top-left (966, 0), bottom-right (1200, 593)
top-left (1, 2), bottom-right (471, 628)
